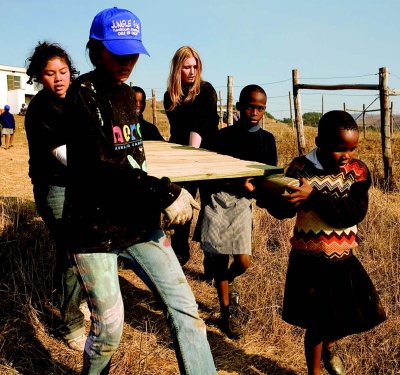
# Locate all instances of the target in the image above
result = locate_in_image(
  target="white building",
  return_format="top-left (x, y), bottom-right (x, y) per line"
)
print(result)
top-left (0, 64), bottom-right (40, 114)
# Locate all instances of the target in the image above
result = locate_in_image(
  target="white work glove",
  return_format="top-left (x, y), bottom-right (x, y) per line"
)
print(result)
top-left (163, 188), bottom-right (200, 228)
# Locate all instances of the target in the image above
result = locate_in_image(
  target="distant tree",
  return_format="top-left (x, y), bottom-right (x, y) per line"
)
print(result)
top-left (265, 111), bottom-right (275, 120)
top-left (281, 118), bottom-right (292, 124)
top-left (302, 112), bottom-right (321, 127)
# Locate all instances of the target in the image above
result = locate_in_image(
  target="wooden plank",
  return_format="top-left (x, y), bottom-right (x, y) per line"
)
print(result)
top-left (143, 141), bottom-right (282, 182)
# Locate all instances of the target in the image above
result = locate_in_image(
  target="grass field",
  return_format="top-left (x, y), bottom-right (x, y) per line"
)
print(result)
top-left (0, 111), bottom-right (400, 374)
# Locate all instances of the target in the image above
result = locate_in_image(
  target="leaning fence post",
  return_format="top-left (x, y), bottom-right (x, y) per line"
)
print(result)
top-left (390, 101), bottom-right (393, 135)
top-left (227, 76), bottom-right (234, 126)
top-left (289, 91), bottom-right (294, 131)
top-left (292, 69), bottom-right (306, 156)
top-left (219, 91), bottom-right (223, 126)
top-left (362, 104), bottom-right (366, 139)
top-left (379, 67), bottom-right (393, 188)
top-left (152, 89), bottom-right (157, 126)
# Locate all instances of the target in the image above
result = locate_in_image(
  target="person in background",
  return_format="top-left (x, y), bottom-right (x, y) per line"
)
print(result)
top-left (261, 110), bottom-right (386, 375)
top-left (164, 45), bottom-right (219, 271)
top-left (19, 103), bottom-right (27, 116)
top-left (200, 85), bottom-right (277, 340)
top-left (62, 8), bottom-right (216, 374)
top-left (24, 41), bottom-right (88, 352)
top-left (0, 108), bottom-right (3, 146)
top-left (131, 85), bottom-right (164, 141)
top-left (0, 105), bottom-right (15, 149)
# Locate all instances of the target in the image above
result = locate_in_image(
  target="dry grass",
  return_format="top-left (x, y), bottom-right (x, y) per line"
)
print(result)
top-left (0, 113), bottom-right (400, 374)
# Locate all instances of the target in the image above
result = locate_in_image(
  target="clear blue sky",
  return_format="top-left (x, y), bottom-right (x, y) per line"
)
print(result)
top-left (4, 0), bottom-right (400, 119)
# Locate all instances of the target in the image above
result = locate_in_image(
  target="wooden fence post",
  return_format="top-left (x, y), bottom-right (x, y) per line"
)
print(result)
top-left (362, 104), bottom-right (366, 139)
top-left (390, 101), bottom-right (393, 135)
top-left (292, 69), bottom-right (306, 156)
top-left (227, 76), bottom-right (234, 126)
top-left (152, 89), bottom-right (157, 126)
top-left (219, 91), bottom-right (223, 126)
top-left (379, 67), bottom-right (393, 187)
top-left (290, 67), bottom-right (392, 184)
top-left (289, 91), bottom-right (294, 131)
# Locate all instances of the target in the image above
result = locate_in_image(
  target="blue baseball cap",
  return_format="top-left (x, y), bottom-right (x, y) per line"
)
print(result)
top-left (4, 105), bottom-right (10, 111)
top-left (89, 7), bottom-right (149, 56)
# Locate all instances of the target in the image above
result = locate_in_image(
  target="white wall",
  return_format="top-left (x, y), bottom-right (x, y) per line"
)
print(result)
top-left (0, 64), bottom-right (39, 114)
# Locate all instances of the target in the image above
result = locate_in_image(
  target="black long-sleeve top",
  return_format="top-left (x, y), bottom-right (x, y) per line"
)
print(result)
top-left (25, 89), bottom-right (68, 187)
top-left (216, 121), bottom-right (277, 166)
top-left (201, 121), bottom-right (278, 199)
top-left (163, 81), bottom-right (219, 150)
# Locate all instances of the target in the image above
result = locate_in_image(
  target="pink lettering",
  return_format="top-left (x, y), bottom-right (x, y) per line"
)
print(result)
top-left (113, 126), bottom-right (123, 143)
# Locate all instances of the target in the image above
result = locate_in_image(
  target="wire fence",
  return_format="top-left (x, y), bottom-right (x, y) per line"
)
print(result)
top-left (139, 70), bottom-right (400, 121)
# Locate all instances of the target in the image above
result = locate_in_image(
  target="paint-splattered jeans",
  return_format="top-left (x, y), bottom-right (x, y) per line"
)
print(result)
top-left (70, 230), bottom-right (217, 375)
top-left (33, 185), bottom-right (85, 340)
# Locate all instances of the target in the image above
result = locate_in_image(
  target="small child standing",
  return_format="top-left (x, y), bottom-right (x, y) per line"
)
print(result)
top-left (131, 86), bottom-right (164, 141)
top-left (262, 110), bottom-right (386, 375)
top-left (200, 85), bottom-right (277, 340)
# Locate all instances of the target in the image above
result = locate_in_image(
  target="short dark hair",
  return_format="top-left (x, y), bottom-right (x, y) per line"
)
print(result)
top-left (239, 84), bottom-right (267, 103)
top-left (318, 110), bottom-right (358, 142)
top-left (26, 41), bottom-right (78, 84)
top-left (131, 86), bottom-right (146, 100)
top-left (86, 38), bottom-right (105, 67)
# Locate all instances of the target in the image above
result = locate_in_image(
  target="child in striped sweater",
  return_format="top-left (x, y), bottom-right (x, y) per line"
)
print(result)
top-left (262, 110), bottom-right (386, 375)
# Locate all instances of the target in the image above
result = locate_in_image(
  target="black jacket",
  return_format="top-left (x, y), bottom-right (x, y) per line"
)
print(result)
top-left (63, 69), bottom-right (181, 252)
top-left (164, 81), bottom-right (219, 150)
top-left (25, 89), bottom-right (67, 186)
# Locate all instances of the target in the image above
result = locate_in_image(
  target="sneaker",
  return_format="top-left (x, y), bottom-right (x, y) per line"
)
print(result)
top-left (66, 334), bottom-right (87, 352)
top-left (227, 282), bottom-right (251, 324)
top-left (322, 347), bottom-right (345, 375)
top-left (220, 310), bottom-right (243, 340)
top-left (79, 302), bottom-right (91, 322)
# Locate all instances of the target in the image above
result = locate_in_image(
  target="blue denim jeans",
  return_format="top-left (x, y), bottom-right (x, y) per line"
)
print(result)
top-left (70, 230), bottom-right (216, 375)
top-left (33, 185), bottom-right (85, 340)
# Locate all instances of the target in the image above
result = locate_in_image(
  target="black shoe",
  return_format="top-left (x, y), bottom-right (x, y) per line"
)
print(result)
top-left (176, 252), bottom-right (190, 266)
top-left (220, 310), bottom-right (243, 340)
top-left (322, 347), bottom-right (345, 375)
top-left (117, 259), bottom-right (125, 271)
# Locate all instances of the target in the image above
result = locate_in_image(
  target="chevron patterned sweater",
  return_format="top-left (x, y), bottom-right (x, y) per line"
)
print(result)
top-left (276, 150), bottom-right (371, 260)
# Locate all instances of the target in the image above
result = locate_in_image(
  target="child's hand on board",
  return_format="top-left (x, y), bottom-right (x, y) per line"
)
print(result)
top-left (243, 178), bottom-right (256, 193)
top-left (282, 178), bottom-right (313, 207)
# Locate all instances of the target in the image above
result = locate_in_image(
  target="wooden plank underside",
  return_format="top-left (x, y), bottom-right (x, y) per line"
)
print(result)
top-left (143, 141), bottom-right (283, 182)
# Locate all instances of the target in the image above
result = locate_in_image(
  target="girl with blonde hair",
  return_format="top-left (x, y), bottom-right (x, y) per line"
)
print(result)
top-left (166, 46), bottom-right (203, 111)
top-left (164, 46), bottom-right (219, 268)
